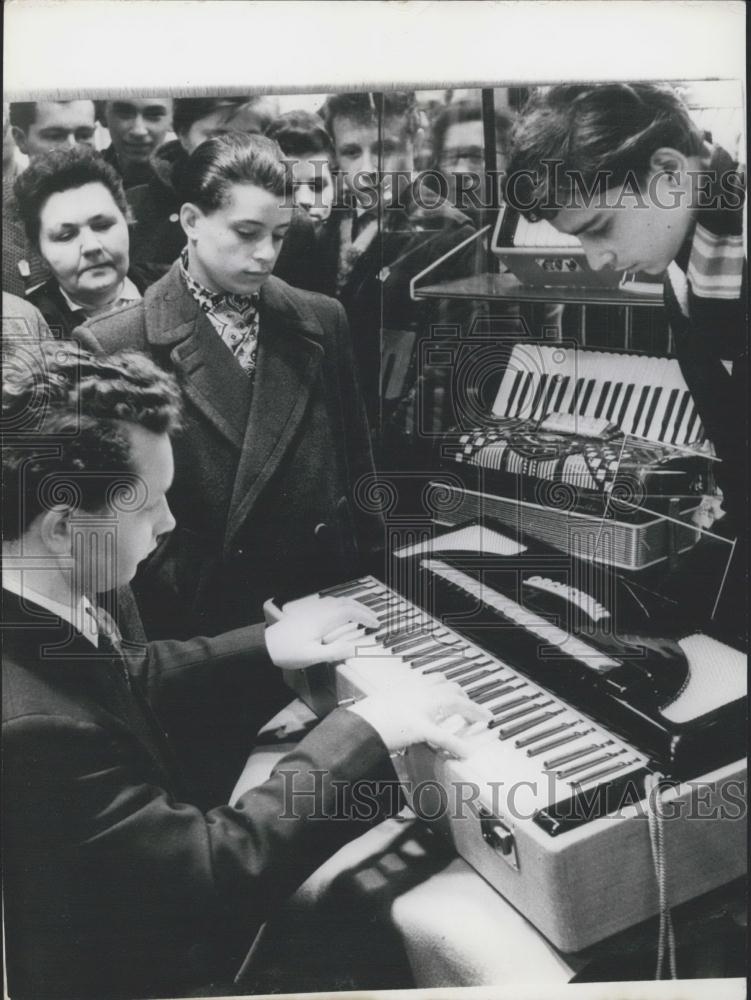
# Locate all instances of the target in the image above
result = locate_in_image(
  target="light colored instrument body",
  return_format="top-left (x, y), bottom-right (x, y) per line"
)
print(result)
top-left (285, 574), bottom-right (747, 953)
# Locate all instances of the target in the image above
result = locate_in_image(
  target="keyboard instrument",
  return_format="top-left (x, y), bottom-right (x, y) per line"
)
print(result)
top-left (273, 545), bottom-right (747, 952)
top-left (441, 342), bottom-right (715, 568)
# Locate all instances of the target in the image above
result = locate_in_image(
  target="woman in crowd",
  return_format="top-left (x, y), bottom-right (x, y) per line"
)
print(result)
top-left (13, 148), bottom-right (160, 337)
top-left (127, 96), bottom-right (320, 291)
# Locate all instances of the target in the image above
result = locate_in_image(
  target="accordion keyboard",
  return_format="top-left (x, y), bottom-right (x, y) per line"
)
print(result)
top-left (323, 575), bottom-right (649, 822)
top-left (490, 343), bottom-right (705, 447)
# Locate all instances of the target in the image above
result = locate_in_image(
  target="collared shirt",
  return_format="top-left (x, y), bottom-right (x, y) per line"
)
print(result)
top-left (179, 249), bottom-right (260, 376)
top-left (2, 569), bottom-right (99, 648)
top-left (58, 275), bottom-right (142, 318)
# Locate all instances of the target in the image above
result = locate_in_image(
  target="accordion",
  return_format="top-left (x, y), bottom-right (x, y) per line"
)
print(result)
top-left (440, 343), bottom-right (717, 568)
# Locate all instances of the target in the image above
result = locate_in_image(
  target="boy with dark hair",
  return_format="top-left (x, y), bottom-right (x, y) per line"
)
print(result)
top-left (126, 96), bottom-right (318, 291)
top-left (505, 82), bottom-right (746, 634)
top-left (2, 340), bottom-right (482, 1000)
top-left (98, 97), bottom-right (173, 188)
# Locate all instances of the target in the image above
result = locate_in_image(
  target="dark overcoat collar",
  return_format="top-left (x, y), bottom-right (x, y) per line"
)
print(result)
top-left (139, 263), bottom-right (325, 549)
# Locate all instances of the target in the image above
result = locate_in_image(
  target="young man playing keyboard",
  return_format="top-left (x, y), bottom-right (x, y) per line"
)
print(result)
top-left (1, 341), bottom-right (484, 1000)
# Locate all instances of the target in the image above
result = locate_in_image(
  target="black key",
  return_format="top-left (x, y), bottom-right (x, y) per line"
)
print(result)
top-left (423, 656), bottom-right (477, 675)
top-left (605, 382), bottom-right (623, 422)
top-left (443, 661), bottom-right (482, 681)
top-left (629, 385), bottom-right (650, 435)
top-left (641, 386), bottom-right (662, 438)
top-left (515, 721), bottom-right (570, 749)
top-left (497, 707), bottom-right (559, 740)
top-left (505, 370), bottom-right (524, 415)
top-left (684, 403), bottom-right (700, 442)
top-left (514, 372), bottom-right (534, 417)
top-left (489, 697), bottom-right (545, 728)
top-left (670, 390), bottom-right (690, 445)
top-left (616, 383), bottom-right (635, 427)
top-left (488, 689), bottom-right (527, 712)
top-left (544, 741), bottom-right (612, 769)
top-left (457, 668), bottom-right (497, 688)
top-left (411, 646), bottom-right (457, 666)
top-left (569, 755), bottom-right (634, 787)
top-left (593, 380), bottom-right (612, 419)
top-left (553, 375), bottom-right (570, 410)
top-left (542, 376), bottom-right (559, 416)
top-left (391, 635), bottom-right (439, 655)
top-left (464, 675), bottom-right (505, 699)
top-left (568, 377), bottom-right (585, 414)
top-left (359, 593), bottom-right (389, 608)
top-left (578, 378), bottom-right (596, 415)
top-left (526, 726), bottom-right (593, 757)
top-left (659, 387), bottom-right (679, 442)
top-left (529, 373), bottom-right (549, 419)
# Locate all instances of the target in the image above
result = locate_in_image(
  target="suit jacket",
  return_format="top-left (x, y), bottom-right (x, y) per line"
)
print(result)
top-left (74, 262), bottom-right (382, 640)
top-left (2, 587), bottom-right (388, 1000)
top-left (126, 140), bottom-right (324, 292)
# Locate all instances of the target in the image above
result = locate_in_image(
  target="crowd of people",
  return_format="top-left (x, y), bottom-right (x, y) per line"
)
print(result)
top-left (1, 83), bottom-right (746, 999)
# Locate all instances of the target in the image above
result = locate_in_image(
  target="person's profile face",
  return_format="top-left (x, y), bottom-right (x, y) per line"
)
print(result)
top-left (37, 182), bottom-right (130, 305)
top-left (330, 113), bottom-right (413, 206)
top-left (180, 104), bottom-right (268, 155)
top-left (20, 101), bottom-right (96, 159)
top-left (104, 98), bottom-right (172, 166)
top-left (183, 182), bottom-right (293, 296)
top-left (550, 171), bottom-right (694, 276)
top-left (75, 426), bottom-right (176, 594)
top-left (289, 154), bottom-right (334, 225)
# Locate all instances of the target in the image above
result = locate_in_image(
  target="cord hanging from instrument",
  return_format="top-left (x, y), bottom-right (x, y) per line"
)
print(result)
top-left (645, 771), bottom-right (677, 980)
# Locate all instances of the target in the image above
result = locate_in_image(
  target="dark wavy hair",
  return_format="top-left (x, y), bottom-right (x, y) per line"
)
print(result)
top-left (504, 83), bottom-right (706, 219)
top-left (265, 110), bottom-right (334, 160)
top-left (2, 342), bottom-right (182, 539)
top-left (177, 131), bottom-right (294, 211)
top-left (13, 146), bottom-right (129, 246)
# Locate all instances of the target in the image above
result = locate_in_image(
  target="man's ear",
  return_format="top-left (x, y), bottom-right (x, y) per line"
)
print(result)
top-left (11, 125), bottom-right (28, 156)
top-left (38, 507), bottom-right (73, 555)
top-left (179, 202), bottom-right (203, 241)
top-left (649, 147), bottom-right (689, 182)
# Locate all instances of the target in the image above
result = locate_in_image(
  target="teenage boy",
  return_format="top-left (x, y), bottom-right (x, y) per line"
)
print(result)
top-left (2, 341), bottom-right (484, 1000)
top-left (505, 82), bottom-right (746, 635)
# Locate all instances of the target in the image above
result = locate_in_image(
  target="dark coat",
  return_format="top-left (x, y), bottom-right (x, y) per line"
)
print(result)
top-left (26, 264), bottom-right (162, 339)
top-left (126, 140), bottom-right (323, 292)
top-left (74, 262), bottom-right (382, 641)
top-left (313, 197), bottom-right (478, 430)
top-left (2, 588), bottom-right (388, 1000)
